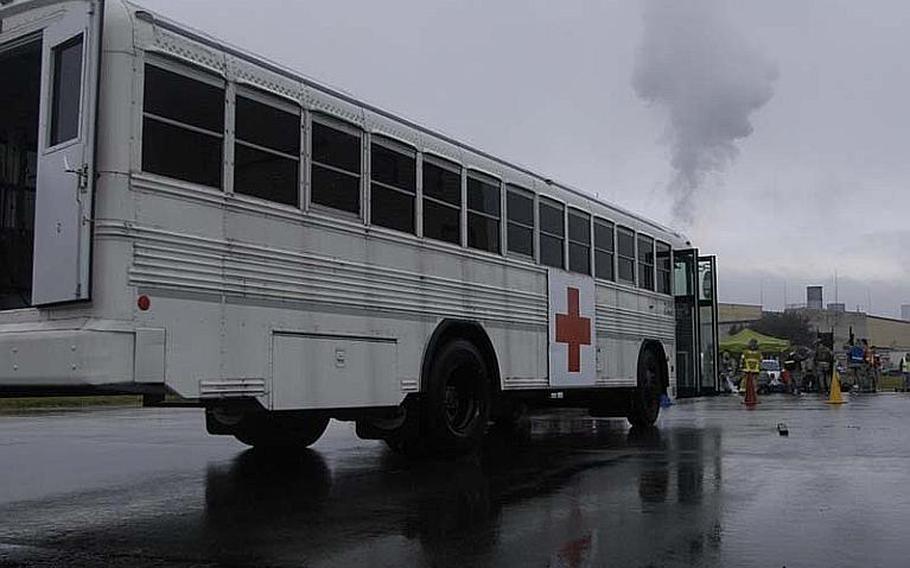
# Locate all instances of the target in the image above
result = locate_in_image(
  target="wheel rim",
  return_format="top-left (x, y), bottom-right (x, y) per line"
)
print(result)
top-left (443, 363), bottom-right (482, 435)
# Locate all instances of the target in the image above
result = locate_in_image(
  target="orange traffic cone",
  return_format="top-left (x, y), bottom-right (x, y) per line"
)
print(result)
top-left (742, 372), bottom-right (759, 407)
top-left (826, 369), bottom-right (846, 405)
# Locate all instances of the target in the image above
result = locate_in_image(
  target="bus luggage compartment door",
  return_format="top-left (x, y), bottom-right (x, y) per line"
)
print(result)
top-left (271, 332), bottom-right (399, 410)
top-left (29, 1), bottom-right (102, 305)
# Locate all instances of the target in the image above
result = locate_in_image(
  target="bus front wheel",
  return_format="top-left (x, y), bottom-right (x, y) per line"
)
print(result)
top-left (628, 347), bottom-right (663, 428)
top-left (232, 413), bottom-right (329, 450)
top-left (424, 339), bottom-right (491, 455)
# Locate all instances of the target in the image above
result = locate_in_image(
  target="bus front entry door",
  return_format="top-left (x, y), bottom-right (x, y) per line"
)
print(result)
top-left (674, 249), bottom-right (700, 398)
top-left (697, 255), bottom-right (720, 395)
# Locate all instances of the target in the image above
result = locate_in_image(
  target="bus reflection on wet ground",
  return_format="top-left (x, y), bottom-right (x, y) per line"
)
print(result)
top-left (199, 416), bottom-right (726, 567)
top-left (3, 395), bottom-right (909, 567)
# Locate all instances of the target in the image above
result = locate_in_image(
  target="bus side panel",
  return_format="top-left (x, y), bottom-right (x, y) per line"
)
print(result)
top-left (487, 323), bottom-right (548, 390)
top-left (592, 283), bottom-right (676, 389)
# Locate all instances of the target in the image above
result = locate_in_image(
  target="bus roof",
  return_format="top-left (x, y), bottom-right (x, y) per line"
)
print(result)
top-left (123, 1), bottom-right (689, 246)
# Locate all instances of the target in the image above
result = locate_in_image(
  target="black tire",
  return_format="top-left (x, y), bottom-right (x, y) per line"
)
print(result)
top-left (233, 413), bottom-right (329, 450)
top-left (628, 347), bottom-right (663, 428)
top-left (424, 339), bottom-right (491, 455)
top-left (377, 399), bottom-right (425, 456)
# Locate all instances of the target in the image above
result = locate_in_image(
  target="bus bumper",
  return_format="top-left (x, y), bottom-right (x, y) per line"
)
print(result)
top-left (0, 320), bottom-right (165, 396)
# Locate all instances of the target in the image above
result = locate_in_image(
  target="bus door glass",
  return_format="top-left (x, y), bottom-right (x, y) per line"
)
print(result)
top-left (30, 1), bottom-right (102, 305)
top-left (697, 256), bottom-right (720, 394)
top-left (674, 249), bottom-right (700, 397)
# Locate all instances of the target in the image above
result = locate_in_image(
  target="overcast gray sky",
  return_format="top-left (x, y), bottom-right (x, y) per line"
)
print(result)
top-left (135, 0), bottom-right (910, 318)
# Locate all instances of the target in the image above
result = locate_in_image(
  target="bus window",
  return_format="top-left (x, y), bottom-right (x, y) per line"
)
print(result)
top-left (539, 198), bottom-right (564, 269)
top-left (617, 226), bottom-right (635, 284)
top-left (142, 64), bottom-right (224, 188)
top-left (594, 217), bottom-right (614, 281)
top-left (506, 185), bottom-right (534, 257)
top-left (370, 138), bottom-right (416, 234)
top-left (311, 120), bottom-right (361, 214)
top-left (698, 258), bottom-right (714, 302)
top-left (674, 252), bottom-right (692, 296)
top-left (637, 234), bottom-right (654, 291)
top-left (568, 208), bottom-right (590, 275)
top-left (234, 95), bottom-right (300, 206)
top-left (656, 241), bottom-right (672, 294)
top-left (422, 156), bottom-right (461, 245)
top-left (467, 172), bottom-right (501, 254)
top-left (49, 35), bottom-right (83, 146)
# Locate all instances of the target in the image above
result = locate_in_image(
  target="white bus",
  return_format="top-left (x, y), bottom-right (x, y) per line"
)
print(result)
top-left (0, 0), bottom-right (719, 455)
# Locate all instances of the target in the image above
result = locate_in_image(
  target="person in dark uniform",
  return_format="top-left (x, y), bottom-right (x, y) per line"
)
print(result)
top-left (902, 354), bottom-right (910, 391)
top-left (814, 340), bottom-right (833, 394)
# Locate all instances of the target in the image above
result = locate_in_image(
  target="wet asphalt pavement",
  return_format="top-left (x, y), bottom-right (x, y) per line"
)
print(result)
top-left (1, 394), bottom-right (909, 567)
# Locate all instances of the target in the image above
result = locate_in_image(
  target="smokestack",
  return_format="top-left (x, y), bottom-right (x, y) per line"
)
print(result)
top-left (807, 286), bottom-right (823, 310)
top-left (633, 0), bottom-right (777, 225)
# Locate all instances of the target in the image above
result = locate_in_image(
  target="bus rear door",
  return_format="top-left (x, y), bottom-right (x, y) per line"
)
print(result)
top-left (0, 0), bottom-right (102, 306)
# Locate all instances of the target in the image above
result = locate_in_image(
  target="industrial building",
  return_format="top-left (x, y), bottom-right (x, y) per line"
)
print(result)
top-left (718, 289), bottom-right (910, 371)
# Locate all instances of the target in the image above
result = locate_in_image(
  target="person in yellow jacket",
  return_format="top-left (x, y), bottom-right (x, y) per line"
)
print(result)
top-left (740, 339), bottom-right (762, 402)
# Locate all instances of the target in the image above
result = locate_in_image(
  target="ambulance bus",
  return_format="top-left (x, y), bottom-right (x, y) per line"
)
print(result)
top-left (0, 0), bottom-right (719, 455)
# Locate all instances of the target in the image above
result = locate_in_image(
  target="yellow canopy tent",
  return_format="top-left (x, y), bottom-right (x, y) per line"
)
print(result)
top-left (719, 328), bottom-right (790, 355)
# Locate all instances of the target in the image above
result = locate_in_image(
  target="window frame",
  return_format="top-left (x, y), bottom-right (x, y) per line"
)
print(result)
top-left (308, 113), bottom-right (364, 218)
top-left (466, 169), bottom-right (502, 255)
top-left (637, 233), bottom-right (655, 291)
top-left (140, 59), bottom-right (226, 189)
top-left (421, 152), bottom-right (463, 246)
top-left (368, 133), bottom-right (418, 234)
top-left (538, 196), bottom-right (566, 270)
top-left (593, 216), bottom-right (615, 282)
top-left (137, 57), bottom-right (683, 286)
top-left (505, 184), bottom-right (535, 260)
top-left (567, 207), bottom-right (591, 275)
top-left (616, 225), bottom-right (636, 285)
top-left (232, 86), bottom-right (302, 207)
top-left (48, 34), bottom-right (85, 149)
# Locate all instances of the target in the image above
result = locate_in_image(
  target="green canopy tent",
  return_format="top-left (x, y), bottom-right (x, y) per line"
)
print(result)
top-left (719, 328), bottom-right (790, 356)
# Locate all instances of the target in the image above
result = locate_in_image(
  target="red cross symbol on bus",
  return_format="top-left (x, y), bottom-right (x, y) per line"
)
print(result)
top-left (555, 287), bottom-right (591, 373)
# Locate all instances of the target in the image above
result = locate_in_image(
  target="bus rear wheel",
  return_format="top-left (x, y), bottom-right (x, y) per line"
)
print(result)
top-left (424, 339), bottom-right (491, 455)
top-left (233, 413), bottom-right (329, 450)
top-left (628, 347), bottom-right (663, 428)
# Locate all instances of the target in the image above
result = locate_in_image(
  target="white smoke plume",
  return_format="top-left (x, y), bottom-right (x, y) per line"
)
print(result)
top-left (633, 0), bottom-right (777, 225)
